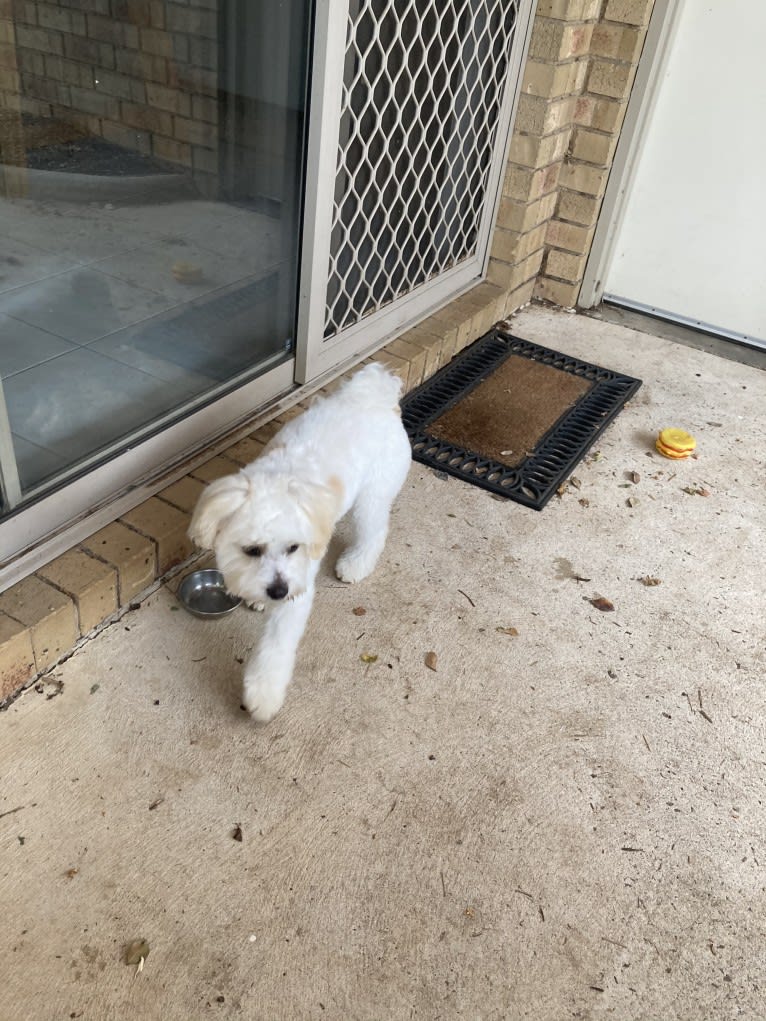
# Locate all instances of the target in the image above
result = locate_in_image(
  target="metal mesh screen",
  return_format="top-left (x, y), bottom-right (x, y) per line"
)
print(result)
top-left (324, 0), bottom-right (520, 340)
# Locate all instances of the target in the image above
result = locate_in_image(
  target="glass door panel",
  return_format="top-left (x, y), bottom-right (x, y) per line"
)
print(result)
top-left (0, 0), bottom-right (311, 513)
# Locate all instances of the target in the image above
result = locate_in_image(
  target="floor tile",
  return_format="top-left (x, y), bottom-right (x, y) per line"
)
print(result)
top-left (2, 198), bottom-right (157, 261)
top-left (0, 236), bottom-right (82, 295)
top-left (90, 322), bottom-right (215, 390)
top-left (0, 315), bottom-right (78, 378)
top-left (92, 237), bottom-right (255, 303)
top-left (10, 434), bottom-right (67, 492)
top-left (0, 268), bottom-right (171, 343)
top-left (4, 347), bottom-right (193, 462)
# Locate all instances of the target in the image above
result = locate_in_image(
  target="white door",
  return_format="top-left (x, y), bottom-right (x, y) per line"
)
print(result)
top-left (602, 0), bottom-right (766, 348)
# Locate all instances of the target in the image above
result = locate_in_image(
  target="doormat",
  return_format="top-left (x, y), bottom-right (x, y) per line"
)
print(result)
top-left (400, 327), bottom-right (642, 510)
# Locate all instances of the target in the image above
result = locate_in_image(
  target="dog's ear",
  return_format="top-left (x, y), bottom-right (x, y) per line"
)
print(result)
top-left (188, 473), bottom-right (251, 550)
top-left (289, 475), bottom-right (344, 560)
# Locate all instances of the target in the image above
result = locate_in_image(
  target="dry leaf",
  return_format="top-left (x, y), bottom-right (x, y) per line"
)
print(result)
top-left (556, 481), bottom-right (569, 498)
top-left (124, 940), bottom-right (150, 966)
top-left (425, 651), bottom-right (438, 671)
top-left (352, 606), bottom-right (366, 616)
top-left (578, 497), bottom-right (590, 508)
top-left (682, 486), bottom-right (697, 495)
top-left (697, 487), bottom-right (711, 497)
top-left (570, 476), bottom-right (582, 490)
top-left (360, 653), bottom-right (378, 664)
top-left (639, 576), bottom-right (661, 586)
top-left (496, 626), bottom-right (519, 637)
top-left (232, 824), bottom-right (243, 842)
top-left (589, 597), bottom-right (615, 612)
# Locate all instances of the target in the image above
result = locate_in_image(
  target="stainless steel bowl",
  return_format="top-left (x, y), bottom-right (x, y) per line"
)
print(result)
top-left (177, 569), bottom-right (241, 618)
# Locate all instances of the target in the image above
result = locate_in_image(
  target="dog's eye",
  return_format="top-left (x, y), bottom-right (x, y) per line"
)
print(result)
top-left (243, 545), bottom-right (264, 558)
top-left (286, 543), bottom-right (299, 555)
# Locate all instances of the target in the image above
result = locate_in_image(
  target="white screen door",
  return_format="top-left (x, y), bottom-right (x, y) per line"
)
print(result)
top-left (296, 0), bottom-right (535, 382)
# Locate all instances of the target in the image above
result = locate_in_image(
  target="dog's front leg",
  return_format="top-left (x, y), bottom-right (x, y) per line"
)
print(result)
top-left (242, 585), bottom-right (315, 723)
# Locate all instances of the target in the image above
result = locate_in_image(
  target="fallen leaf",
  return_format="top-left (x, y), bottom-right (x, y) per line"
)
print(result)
top-left (352, 606), bottom-right (366, 616)
top-left (556, 481), bottom-right (569, 498)
top-left (578, 497), bottom-right (590, 508)
top-left (589, 597), bottom-right (615, 612)
top-left (639, 576), bottom-right (662, 587)
top-left (232, 824), bottom-right (243, 842)
top-left (496, 626), bottom-right (519, 637)
top-left (570, 476), bottom-right (582, 490)
top-left (124, 940), bottom-right (150, 966)
top-left (425, 651), bottom-right (438, 671)
top-left (360, 653), bottom-right (378, 664)
top-left (697, 487), bottom-right (711, 497)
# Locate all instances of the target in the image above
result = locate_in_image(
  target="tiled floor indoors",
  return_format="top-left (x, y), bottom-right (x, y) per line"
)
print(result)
top-left (0, 194), bottom-right (287, 494)
top-left (1, 305), bottom-right (764, 1019)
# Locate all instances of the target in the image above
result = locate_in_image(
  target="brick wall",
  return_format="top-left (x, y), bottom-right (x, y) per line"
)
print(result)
top-left (490, 0), bottom-right (656, 310)
top-left (0, 0), bottom-right (219, 196)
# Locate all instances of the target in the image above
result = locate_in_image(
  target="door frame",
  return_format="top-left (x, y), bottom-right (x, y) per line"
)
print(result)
top-left (294, 0), bottom-right (537, 384)
top-left (579, 0), bottom-right (684, 309)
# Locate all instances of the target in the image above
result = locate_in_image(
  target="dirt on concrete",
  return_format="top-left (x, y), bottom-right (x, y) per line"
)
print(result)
top-left (0, 307), bottom-right (764, 1020)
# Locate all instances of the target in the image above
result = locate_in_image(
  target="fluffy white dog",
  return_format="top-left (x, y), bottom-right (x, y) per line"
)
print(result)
top-left (189, 363), bottom-right (411, 722)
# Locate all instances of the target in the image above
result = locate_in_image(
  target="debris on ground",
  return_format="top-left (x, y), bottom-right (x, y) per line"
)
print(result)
top-left (352, 607), bottom-right (366, 616)
top-left (360, 653), bottom-right (378, 664)
top-left (638, 576), bottom-right (662, 586)
top-left (424, 652), bottom-right (438, 671)
top-left (232, 824), bottom-right (243, 842)
top-left (496, 626), bottom-right (519, 637)
top-left (589, 596), bottom-right (615, 612)
top-left (124, 940), bottom-right (150, 966)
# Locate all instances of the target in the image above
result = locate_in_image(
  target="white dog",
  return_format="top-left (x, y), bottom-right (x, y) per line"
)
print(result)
top-left (189, 363), bottom-right (411, 722)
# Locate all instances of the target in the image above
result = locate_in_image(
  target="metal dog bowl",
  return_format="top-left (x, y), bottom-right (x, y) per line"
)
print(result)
top-left (177, 569), bottom-right (241, 619)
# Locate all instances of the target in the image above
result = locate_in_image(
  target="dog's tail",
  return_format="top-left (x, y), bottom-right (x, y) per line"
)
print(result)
top-left (341, 362), bottom-right (403, 410)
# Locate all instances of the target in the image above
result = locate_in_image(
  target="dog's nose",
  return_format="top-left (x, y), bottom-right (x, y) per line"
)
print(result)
top-left (266, 579), bottom-right (289, 601)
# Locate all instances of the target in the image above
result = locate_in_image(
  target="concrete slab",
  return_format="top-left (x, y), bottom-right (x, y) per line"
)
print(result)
top-left (1, 306), bottom-right (764, 1020)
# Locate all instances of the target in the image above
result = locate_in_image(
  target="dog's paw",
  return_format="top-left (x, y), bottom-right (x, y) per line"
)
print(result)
top-left (335, 549), bottom-right (377, 584)
top-left (242, 677), bottom-right (285, 723)
top-left (245, 600), bottom-right (265, 613)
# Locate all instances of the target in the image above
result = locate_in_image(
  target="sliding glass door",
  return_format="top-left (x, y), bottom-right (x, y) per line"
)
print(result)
top-left (0, 0), bottom-right (310, 524)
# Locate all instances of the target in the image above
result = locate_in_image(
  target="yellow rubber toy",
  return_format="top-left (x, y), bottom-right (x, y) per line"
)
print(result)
top-left (656, 428), bottom-right (696, 459)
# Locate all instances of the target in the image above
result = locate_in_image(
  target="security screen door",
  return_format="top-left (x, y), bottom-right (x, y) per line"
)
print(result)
top-left (296, 0), bottom-right (535, 382)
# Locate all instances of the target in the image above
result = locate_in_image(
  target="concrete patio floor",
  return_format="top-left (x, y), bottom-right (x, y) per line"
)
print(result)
top-left (1, 305), bottom-right (764, 1020)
